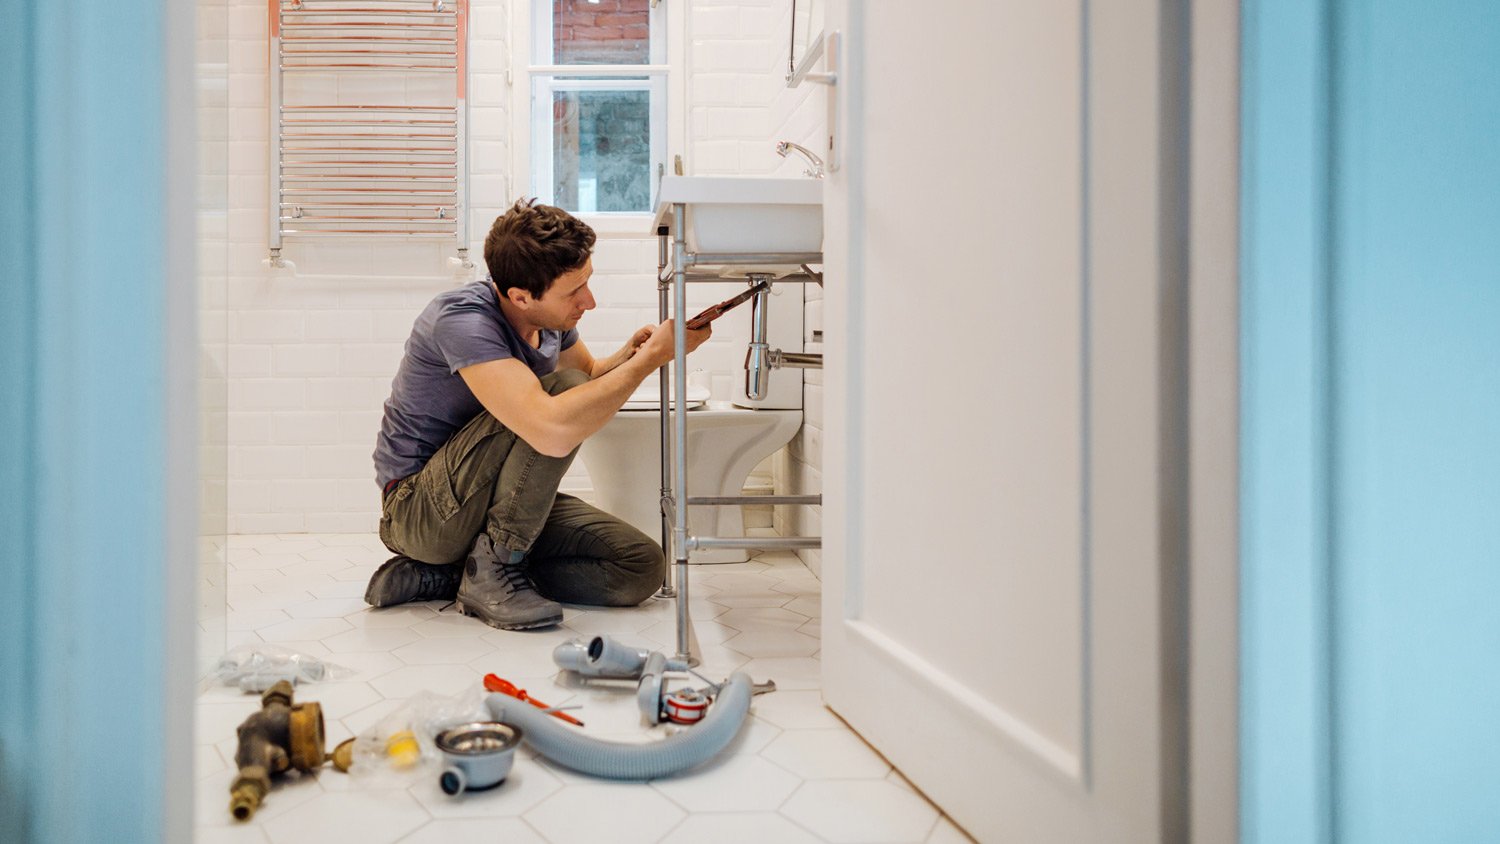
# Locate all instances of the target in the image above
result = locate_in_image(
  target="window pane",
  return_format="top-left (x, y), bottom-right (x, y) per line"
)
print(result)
top-left (549, 87), bottom-right (652, 213)
top-left (553, 0), bottom-right (651, 65)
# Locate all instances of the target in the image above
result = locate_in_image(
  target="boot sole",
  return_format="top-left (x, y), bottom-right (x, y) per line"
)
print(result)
top-left (456, 598), bottom-right (562, 630)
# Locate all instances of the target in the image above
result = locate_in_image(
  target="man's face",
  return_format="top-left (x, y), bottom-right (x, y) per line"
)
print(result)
top-left (532, 258), bottom-right (596, 331)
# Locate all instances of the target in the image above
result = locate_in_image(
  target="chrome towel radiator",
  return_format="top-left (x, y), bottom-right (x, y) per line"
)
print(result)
top-left (267, 0), bottom-right (470, 265)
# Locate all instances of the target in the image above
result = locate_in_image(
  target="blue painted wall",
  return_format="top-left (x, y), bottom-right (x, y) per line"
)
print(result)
top-left (0, 2), bottom-right (189, 842)
top-left (1243, 1), bottom-right (1500, 842)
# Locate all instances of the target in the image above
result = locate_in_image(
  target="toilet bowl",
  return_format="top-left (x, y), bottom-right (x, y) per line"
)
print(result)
top-left (579, 384), bottom-right (801, 564)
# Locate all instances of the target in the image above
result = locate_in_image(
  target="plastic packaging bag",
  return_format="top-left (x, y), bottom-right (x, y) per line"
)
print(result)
top-left (348, 683), bottom-right (492, 783)
top-left (212, 643), bottom-right (353, 693)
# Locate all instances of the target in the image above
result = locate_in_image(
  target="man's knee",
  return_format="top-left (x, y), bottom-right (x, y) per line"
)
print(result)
top-left (614, 537), bottom-right (666, 605)
top-left (542, 367), bottom-right (590, 395)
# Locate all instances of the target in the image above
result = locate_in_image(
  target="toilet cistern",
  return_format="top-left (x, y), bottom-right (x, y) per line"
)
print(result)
top-left (775, 140), bottom-right (825, 179)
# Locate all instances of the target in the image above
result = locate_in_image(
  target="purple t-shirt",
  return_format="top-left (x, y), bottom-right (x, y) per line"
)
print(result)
top-left (373, 280), bottom-right (578, 487)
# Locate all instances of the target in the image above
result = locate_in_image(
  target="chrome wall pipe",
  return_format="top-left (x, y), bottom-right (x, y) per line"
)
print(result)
top-left (768, 350), bottom-right (822, 369)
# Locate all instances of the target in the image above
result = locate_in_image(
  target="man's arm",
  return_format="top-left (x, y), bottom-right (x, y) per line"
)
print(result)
top-left (461, 319), bottom-right (709, 457)
top-left (557, 324), bottom-right (656, 379)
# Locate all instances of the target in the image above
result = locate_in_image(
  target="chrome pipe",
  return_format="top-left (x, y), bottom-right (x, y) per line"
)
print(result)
top-left (277, 228), bottom-right (456, 237)
top-left (656, 230), bottom-right (674, 598)
top-left (281, 161), bottom-right (458, 168)
top-left (282, 175), bottom-right (458, 182)
top-left (671, 203), bottom-right (692, 664)
top-left (768, 350), bottom-right (823, 369)
top-left (279, 201), bottom-right (457, 207)
top-left (282, 120), bottom-right (456, 127)
top-left (687, 495), bottom-right (822, 506)
top-left (281, 188), bottom-right (456, 195)
top-left (744, 281), bottom-right (773, 400)
top-left (685, 252), bottom-right (822, 266)
top-left (686, 537), bottom-right (823, 551)
top-left (281, 64), bottom-right (457, 72)
top-left (282, 104), bottom-right (456, 110)
top-left (282, 147), bottom-right (458, 153)
top-left (279, 216), bottom-right (454, 223)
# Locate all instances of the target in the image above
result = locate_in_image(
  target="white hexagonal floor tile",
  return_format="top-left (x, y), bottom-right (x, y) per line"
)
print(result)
top-left (368, 663), bottom-right (483, 699)
top-left (321, 626), bottom-right (422, 654)
top-left (306, 579), bottom-right (367, 600)
top-left (761, 728), bottom-right (892, 779)
top-left (257, 617), bottom-right (353, 643)
top-left (261, 789), bottom-right (429, 844)
top-left (467, 642), bottom-right (565, 680)
top-left (717, 606), bottom-right (810, 633)
top-left (227, 610), bottom-right (290, 633)
top-left (524, 783), bottom-right (685, 844)
top-left (396, 818), bottom-right (547, 844)
top-left (563, 608), bottom-right (661, 636)
top-left (392, 635), bottom-right (497, 666)
top-left (344, 605), bottom-right (439, 629)
top-left (252, 538), bottom-right (326, 555)
top-left (229, 591), bottom-right (317, 614)
top-left (410, 612), bottom-right (492, 638)
top-left (659, 812), bottom-right (823, 844)
top-left (720, 713), bottom-right (782, 756)
top-left (724, 630), bottom-right (821, 659)
top-left (231, 553), bottom-right (310, 572)
top-left (740, 656), bottom-right (821, 691)
top-left (750, 689), bottom-right (843, 730)
top-left (284, 597), bottom-right (369, 619)
top-left (639, 619), bottom-right (737, 646)
top-left (651, 754), bottom-right (801, 812)
top-left (928, 814), bottom-right (979, 842)
top-left (780, 780), bottom-right (939, 844)
top-left (194, 767), bottom-right (323, 832)
top-left (784, 594), bottom-right (822, 618)
top-left (406, 759), bottom-right (562, 818)
top-left (196, 823), bottom-right (272, 843)
top-left (292, 681), bottom-right (383, 723)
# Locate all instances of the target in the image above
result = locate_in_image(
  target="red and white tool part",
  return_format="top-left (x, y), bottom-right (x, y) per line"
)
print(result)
top-left (663, 689), bottom-right (711, 724)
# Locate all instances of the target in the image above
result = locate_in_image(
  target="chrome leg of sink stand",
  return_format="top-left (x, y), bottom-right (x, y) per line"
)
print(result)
top-left (671, 203), bottom-right (697, 666)
top-left (655, 230), bottom-right (676, 599)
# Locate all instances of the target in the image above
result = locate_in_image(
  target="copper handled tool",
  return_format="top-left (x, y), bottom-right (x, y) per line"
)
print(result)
top-left (483, 674), bottom-right (585, 727)
top-left (685, 280), bottom-right (770, 330)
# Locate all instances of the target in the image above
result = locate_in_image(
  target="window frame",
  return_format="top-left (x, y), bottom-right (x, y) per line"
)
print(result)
top-left (511, 0), bottom-right (684, 237)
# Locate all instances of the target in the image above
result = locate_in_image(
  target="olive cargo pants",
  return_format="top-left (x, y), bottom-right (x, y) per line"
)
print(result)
top-left (378, 368), bottom-right (665, 606)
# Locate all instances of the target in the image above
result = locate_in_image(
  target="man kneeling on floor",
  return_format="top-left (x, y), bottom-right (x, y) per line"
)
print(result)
top-left (365, 198), bottom-right (712, 629)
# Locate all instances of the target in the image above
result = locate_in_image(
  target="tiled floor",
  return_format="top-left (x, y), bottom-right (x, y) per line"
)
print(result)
top-left (197, 532), bottom-right (973, 844)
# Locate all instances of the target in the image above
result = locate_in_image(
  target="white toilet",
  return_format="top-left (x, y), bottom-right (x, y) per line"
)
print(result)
top-left (579, 282), bottom-right (804, 564)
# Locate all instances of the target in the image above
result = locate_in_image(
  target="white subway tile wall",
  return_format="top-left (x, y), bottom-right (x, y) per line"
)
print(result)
top-left (221, 0), bottom-right (822, 561)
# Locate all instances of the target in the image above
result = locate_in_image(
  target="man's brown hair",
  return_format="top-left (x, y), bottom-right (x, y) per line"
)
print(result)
top-left (484, 198), bottom-right (596, 300)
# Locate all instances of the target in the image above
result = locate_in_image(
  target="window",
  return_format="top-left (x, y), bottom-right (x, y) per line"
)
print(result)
top-left (519, 0), bottom-right (680, 227)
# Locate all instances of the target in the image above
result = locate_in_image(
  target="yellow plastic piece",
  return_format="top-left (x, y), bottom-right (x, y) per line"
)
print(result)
top-left (386, 730), bottom-right (421, 769)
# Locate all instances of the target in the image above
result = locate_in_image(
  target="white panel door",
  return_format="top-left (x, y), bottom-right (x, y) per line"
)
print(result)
top-left (820, 3), bottom-right (1189, 841)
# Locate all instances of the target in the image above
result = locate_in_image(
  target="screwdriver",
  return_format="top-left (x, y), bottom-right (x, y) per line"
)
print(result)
top-left (482, 673), bottom-right (585, 727)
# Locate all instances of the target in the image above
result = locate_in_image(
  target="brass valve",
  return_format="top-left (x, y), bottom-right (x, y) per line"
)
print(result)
top-left (228, 680), bottom-right (327, 822)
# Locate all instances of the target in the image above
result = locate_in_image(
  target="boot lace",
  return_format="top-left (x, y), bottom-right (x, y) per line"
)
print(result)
top-left (416, 564), bottom-right (452, 598)
top-left (496, 559), bottom-right (537, 594)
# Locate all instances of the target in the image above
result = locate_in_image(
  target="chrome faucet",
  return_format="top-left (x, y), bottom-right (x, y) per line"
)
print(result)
top-left (775, 140), bottom-right (825, 179)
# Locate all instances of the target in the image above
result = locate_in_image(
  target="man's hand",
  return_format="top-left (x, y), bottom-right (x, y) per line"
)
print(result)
top-left (637, 319), bottom-right (711, 368)
top-left (622, 324), bottom-right (655, 359)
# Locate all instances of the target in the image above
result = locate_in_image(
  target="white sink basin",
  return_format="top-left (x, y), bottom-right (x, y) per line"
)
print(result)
top-left (651, 175), bottom-right (823, 255)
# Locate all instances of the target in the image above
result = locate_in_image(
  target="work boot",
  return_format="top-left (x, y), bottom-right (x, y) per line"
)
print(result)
top-left (455, 533), bottom-right (562, 630)
top-left (363, 555), bottom-right (461, 608)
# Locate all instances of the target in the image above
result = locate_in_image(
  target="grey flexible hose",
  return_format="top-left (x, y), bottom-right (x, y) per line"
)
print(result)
top-left (484, 671), bottom-right (754, 780)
